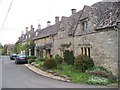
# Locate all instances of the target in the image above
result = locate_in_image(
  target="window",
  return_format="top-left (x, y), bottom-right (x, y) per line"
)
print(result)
top-left (82, 20), bottom-right (88, 32)
top-left (81, 47), bottom-right (83, 54)
top-left (80, 47), bottom-right (91, 57)
top-left (82, 22), bottom-right (85, 31)
top-left (84, 47), bottom-right (87, 56)
top-left (88, 47), bottom-right (90, 57)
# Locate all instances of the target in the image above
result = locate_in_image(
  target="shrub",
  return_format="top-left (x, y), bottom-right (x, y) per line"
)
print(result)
top-left (35, 57), bottom-right (44, 65)
top-left (86, 66), bottom-right (113, 78)
top-left (74, 54), bottom-right (94, 72)
top-left (55, 54), bottom-right (63, 64)
top-left (87, 76), bottom-right (109, 85)
top-left (27, 56), bottom-right (37, 60)
top-left (86, 70), bottom-right (109, 78)
top-left (43, 58), bottom-right (57, 69)
top-left (63, 50), bottom-right (75, 65)
top-left (28, 59), bottom-right (35, 64)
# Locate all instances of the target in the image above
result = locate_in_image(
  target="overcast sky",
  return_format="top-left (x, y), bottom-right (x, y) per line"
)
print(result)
top-left (0, 0), bottom-right (102, 45)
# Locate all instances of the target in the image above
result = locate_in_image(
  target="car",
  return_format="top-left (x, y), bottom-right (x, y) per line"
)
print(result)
top-left (15, 54), bottom-right (28, 64)
top-left (10, 54), bottom-right (17, 60)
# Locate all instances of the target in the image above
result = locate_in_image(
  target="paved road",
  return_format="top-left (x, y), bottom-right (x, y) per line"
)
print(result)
top-left (1, 56), bottom-right (115, 88)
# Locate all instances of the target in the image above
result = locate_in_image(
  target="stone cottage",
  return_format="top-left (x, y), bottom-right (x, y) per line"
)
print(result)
top-left (33, 19), bottom-right (60, 58)
top-left (73, 2), bottom-right (119, 74)
top-left (16, 1), bottom-right (120, 74)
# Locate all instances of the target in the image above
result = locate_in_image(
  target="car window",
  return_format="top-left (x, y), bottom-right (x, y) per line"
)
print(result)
top-left (18, 55), bottom-right (26, 58)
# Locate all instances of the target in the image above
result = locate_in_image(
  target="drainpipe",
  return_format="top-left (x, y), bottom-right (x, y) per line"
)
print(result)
top-left (115, 21), bottom-right (120, 87)
top-left (116, 21), bottom-right (120, 87)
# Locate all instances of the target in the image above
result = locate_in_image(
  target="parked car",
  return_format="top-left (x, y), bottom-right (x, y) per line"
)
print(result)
top-left (10, 54), bottom-right (17, 60)
top-left (15, 54), bottom-right (28, 64)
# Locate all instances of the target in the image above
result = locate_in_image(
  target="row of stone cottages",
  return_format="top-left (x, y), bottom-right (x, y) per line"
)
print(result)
top-left (16, 1), bottom-right (120, 75)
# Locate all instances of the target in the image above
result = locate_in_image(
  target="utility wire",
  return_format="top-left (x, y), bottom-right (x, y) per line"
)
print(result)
top-left (0, 0), bottom-right (14, 31)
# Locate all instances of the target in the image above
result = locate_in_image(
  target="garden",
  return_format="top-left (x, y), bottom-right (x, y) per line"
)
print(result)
top-left (27, 50), bottom-right (117, 85)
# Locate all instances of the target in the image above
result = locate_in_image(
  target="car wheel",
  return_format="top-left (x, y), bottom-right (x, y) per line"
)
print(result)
top-left (15, 61), bottom-right (18, 64)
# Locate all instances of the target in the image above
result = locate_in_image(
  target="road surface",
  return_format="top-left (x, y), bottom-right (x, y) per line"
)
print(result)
top-left (1, 56), bottom-right (116, 88)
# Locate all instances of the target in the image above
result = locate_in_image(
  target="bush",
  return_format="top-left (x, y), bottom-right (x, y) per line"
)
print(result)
top-left (63, 50), bottom-right (75, 65)
top-left (28, 59), bottom-right (35, 64)
top-left (86, 66), bottom-right (113, 78)
top-left (74, 54), bottom-right (94, 72)
top-left (55, 54), bottom-right (63, 64)
top-left (43, 58), bottom-right (57, 69)
top-left (87, 76), bottom-right (109, 85)
top-left (35, 57), bottom-right (45, 65)
top-left (86, 70), bottom-right (109, 78)
top-left (27, 56), bottom-right (37, 60)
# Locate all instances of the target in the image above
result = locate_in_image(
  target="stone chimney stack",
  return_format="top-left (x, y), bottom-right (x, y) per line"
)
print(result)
top-left (31, 25), bottom-right (34, 31)
top-left (38, 24), bottom-right (41, 29)
top-left (47, 21), bottom-right (51, 27)
top-left (71, 9), bottom-right (76, 14)
top-left (21, 31), bottom-right (24, 35)
top-left (55, 16), bottom-right (59, 24)
top-left (25, 27), bottom-right (28, 33)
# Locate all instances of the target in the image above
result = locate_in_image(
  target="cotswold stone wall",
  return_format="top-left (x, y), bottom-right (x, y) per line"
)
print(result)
top-left (74, 29), bottom-right (118, 75)
top-left (53, 35), bottom-right (73, 57)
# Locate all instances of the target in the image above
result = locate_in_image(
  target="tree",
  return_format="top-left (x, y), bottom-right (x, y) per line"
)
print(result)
top-left (3, 44), bottom-right (8, 55)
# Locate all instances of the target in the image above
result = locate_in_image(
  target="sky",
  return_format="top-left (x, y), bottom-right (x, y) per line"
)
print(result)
top-left (0, 0), bottom-right (102, 46)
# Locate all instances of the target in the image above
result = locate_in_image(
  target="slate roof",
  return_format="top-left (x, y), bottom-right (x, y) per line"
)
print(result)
top-left (17, 1), bottom-right (119, 43)
top-left (33, 22), bottom-right (60, 40)
top-left (68, 1), bottom-right (119, 34)
top-left (68, 10), bottom-right (83, 35)
top-left (91, 1), bottom-right (119, 29)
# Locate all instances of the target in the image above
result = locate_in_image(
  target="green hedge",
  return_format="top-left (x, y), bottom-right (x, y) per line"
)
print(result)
top-left (55, 54), bottom-right (63, 64)
top-left (74, 54), bottom-right (94, 72)
top-left (43, 58), bottom-right (57, 69)
top-left (27, 56), bottom-right (37, 60)
top-left (28, 59), bottom-right (35, 64)
top-left (63, 50), bottom-right (75, 65)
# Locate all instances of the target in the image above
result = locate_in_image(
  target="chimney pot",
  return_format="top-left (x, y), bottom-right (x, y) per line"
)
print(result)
top-left (71, 9), bottom-right (76, 14)
top-left (38, 24), bottom-right (41, 29)
top-left (31, 25), bottom-right (34, 31)
top-left (21, 31), bottom-right (24, 35)
top-left (25, 27), bottom-right (28, 33)
top-left (47, 21), bottom-right (51, 27)
top-left (55, 16), bottom-right (59, 24)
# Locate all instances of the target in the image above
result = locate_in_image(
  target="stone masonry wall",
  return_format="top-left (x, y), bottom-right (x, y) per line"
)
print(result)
top-left (74, 29), bottom-right (118, 75)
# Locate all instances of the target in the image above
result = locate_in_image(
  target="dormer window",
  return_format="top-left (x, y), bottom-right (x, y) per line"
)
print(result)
top-left (82, 20), bottom-right (88, 32)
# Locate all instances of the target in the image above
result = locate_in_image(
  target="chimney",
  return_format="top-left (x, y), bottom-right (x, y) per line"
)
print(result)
top-left (38, 24), bottom-right (41, 29)
top-left (21, 31), bottom-right (24, 35)
top-left (25, 27), bottom-right (28, 33)
top-left (47, 21), bottom-right (51, 27)
top-left (55, 16), bottom-right (59, 24)
top-left (31, 25), bottom-right (34, 31)
top-left (71, 9), bottom-right (76, 14)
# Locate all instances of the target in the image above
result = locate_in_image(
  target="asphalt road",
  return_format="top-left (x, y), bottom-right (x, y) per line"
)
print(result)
top-left (1, 56), bottom-right (116, 88)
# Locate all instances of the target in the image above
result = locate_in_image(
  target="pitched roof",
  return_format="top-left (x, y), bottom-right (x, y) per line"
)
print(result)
top-left (33, 22), bottom-right (60, 40)
top-left (91, 2), bottom-right (119, 29)
top-left (68, 1), bottom-right (119, 33)
top-left (68, 10), bottom-right (83, 35)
